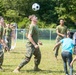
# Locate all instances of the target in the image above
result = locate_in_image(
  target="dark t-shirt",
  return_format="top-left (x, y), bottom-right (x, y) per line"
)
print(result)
top-left (27, 25), bottom-right (39, 45)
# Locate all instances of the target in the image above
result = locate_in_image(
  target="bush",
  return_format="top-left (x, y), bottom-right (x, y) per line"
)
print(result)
top-left (18, 17), bottom-right (29, 28)
top-left (18, 18), bottom-right (57, 29)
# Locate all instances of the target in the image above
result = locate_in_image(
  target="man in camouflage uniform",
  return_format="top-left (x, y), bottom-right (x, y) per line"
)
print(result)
top-left (5, 23), bottom-right (12, 51)
top-left (13, 15), bottom-right (42, 73)
top-left (0, 16), bottom-right (5, 71)
top-left (55, 19), bottom-right (67, 59)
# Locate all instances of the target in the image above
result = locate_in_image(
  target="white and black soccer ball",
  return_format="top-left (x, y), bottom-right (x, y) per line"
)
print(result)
top-left (32, 3), bottom-right (40, 11)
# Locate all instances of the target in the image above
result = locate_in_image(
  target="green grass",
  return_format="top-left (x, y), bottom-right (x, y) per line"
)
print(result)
top-left (1, 39), bottom-right (76, 75)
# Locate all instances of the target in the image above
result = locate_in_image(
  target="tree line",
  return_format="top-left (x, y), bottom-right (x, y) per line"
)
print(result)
top-left (0, 0), bottom-right (76, 29)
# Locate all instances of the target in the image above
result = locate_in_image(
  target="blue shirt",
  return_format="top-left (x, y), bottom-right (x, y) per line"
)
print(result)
top-left (60, 38), bottom-right (74, 54)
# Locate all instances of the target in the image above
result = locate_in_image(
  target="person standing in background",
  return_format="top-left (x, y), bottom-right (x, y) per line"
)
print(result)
top-left (4, 23), bottom-right (12, 52)
top-left (55, 19), bottom-right (67, 59)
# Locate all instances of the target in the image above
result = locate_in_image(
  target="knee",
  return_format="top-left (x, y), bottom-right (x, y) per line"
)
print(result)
top-left (25, 57), bottom-right (30, 63)
top-left (37, 53), bottom-right (41, 60)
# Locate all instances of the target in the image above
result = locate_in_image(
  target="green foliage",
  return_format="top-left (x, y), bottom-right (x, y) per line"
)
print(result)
top-left (0, 0), bottom-right (5, 16)
top-left (38, 20), bottom-right (46, 28)
top-left (18, 17), bottom-right (29, 28)
top-left (49, 23), bottom-right (57, 28)
top-left (0, 0), bottom-right (76, 29)
top-left (5, 9), bottom-right (19, 17)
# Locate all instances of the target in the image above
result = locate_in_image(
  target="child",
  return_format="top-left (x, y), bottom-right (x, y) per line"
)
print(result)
top-left (53, 31), bottom-right (75, 75)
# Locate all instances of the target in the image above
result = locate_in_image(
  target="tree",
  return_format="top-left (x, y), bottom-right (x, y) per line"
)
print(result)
top-left (0, 0), bottom-right (76, 28)
top-left (0, 0), bottom-right (5, 16)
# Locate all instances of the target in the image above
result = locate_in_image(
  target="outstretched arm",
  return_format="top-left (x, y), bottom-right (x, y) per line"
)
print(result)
top-left (70, 56), bottom-right (76, 66)
top-left (53, 42), bottom-right (61, 51)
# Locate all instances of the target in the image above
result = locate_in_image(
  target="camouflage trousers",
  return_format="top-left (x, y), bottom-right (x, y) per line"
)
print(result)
top-left (55, 38), bottom-right (61, 57)
top-left (0, 51), bottom-right (4, 67)
top-left (6, 36), bottom-right (11, 50)
top-left (19, 43), bottom-right (41, 69)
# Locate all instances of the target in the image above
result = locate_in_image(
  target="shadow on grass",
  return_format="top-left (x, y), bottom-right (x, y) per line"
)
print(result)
top-left (10, 51), bottom-right (25, 54)
top-left (3, 65), bottom-right (17, 72)
top-left (21, 69), bottom-right (64, 74)
top-left (3, 65), bottom-right (17, 67)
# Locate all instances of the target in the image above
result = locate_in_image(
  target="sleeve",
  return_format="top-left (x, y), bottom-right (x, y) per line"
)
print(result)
top-left (28, 26), bottom-right (34, 35)
top-left (56, 26), bottom-right (59, 30)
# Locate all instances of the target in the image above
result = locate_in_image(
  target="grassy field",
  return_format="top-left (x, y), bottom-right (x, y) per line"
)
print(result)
top-left (0, 39), bottom-right (76, 75)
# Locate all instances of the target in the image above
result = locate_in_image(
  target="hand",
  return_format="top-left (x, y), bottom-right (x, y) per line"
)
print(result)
top-left (53, 47), bottom-right (55, 51)
top-left (5, 46), bottom-right (9, 51)
top-left (39, 42), bottom-right (42, 45)
top-left (62, 34), bottom-right (66, 38)
top-left (70, 62), bottom-right (73, 67)
top-left (34, 44), bottom-right (39, 49)
top-left (61, 34), bottom-right (64, 37)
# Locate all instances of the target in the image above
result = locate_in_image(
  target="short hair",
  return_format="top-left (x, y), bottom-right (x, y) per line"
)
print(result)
top-left (60, 18), bottom-right (64, 21)
top-left (67, 31), bottom-right (74, 39)
top-left (67, 32), bottom-right (71, 36)
top-left (59, 18), bottom-right (66, 23)
top-left (29, 15), bottom-right (35, 21)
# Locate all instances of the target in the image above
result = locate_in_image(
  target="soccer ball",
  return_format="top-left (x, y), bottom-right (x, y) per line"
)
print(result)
top-left (32, 3), bottom-right (40, 11)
